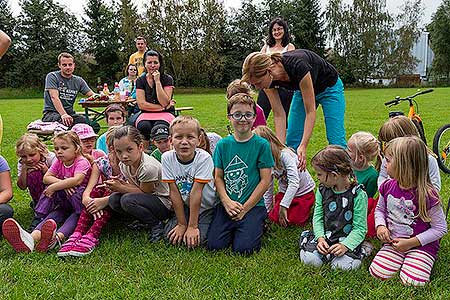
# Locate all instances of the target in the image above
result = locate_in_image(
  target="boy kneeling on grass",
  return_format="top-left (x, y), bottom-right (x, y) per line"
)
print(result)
top-left (162, 116), bottom-right (218, 248)
top-left (207, 93), bottom-right (274, 255)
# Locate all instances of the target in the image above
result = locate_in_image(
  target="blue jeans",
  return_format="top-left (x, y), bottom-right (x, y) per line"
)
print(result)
top-left (207, 204), bottom-right (267, 255)
top-left (286, 77), bottom-right (347, 150)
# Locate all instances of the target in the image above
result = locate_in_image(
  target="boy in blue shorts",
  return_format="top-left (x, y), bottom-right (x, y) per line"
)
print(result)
top-left (207, 93), bottom-right (274, 255)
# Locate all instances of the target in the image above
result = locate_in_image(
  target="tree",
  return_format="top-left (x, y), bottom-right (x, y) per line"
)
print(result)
top-left (428, 0), bottom-right (450, 81)
top-left (5, 0), bottom-right (82, 87)
top-left (118, 0), bottom-right (141, 65)
top-left (84, 0), bottom-right (122, 84)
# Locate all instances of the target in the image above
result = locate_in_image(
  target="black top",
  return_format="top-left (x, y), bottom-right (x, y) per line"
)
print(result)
top-left (136, 73), bottom-right (175, 113)
top-left (270, 49), bottom-right (338, 95)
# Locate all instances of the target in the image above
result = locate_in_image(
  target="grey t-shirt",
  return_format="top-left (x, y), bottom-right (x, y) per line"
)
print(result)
top-left (43, 71), bottom-right (91, 114)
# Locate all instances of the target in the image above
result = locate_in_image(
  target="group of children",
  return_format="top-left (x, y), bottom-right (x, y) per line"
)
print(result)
top-left (0, 81), bottom-right (446, 287)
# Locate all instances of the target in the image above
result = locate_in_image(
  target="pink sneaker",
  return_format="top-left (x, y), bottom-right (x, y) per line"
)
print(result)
top-left (69, 234), bottom-right (98, 257)
top-left (57, 232), bottom-right (82, 257)
top-left (35, 219), bottom-right (57, 253)
top-left (2, 218), bottom-right (34, 253)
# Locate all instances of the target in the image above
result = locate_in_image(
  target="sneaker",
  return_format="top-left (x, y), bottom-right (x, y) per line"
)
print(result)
top-left (69, 234), bottom-right (98, 257)
top-left (35, 219), bottom-right (57, 253)
top-left (127, 219), bottom-right (151, 231)
top-left (57, 232), bottom-right (82, 257)
top-left (148, 222), bottom-right (164, 243)
top-left (2, 218), bottom-right (34, 253)
top-left (361, 241), bottom-right (374, 257)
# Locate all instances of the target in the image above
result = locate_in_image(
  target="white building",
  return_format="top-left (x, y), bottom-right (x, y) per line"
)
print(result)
top-left (411, 31), bottom-right (434, 80)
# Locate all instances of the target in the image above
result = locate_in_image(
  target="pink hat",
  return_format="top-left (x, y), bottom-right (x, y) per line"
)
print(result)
top-left (71, 123), bottom-right (98, 140)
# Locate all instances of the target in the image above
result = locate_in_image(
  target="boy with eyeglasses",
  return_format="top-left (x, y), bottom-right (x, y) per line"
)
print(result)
top-left (207, 93), bottom-right (274, 255)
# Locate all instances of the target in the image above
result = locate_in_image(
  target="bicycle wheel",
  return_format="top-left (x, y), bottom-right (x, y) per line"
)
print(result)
top-left (433, 123), bottom-right (450, 174)
top-left (411, 118), bottom-right (427, 145)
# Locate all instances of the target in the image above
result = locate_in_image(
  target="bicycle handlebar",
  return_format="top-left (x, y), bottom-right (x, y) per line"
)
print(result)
top-left (384, 89), bottom-right (434, 106)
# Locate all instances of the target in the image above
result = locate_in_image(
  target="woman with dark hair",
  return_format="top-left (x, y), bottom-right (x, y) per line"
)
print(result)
top-left (258, 17), bottom-right (295, 120)
top-left (133, 50), bottom-right (176, 150)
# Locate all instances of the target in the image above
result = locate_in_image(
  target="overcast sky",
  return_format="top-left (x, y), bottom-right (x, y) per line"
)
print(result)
top-left (7, 0), bottom-right (442, 26)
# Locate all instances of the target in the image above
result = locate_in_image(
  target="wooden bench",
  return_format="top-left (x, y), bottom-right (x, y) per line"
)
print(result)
top-left (175, 106), bottom-right (194, 116)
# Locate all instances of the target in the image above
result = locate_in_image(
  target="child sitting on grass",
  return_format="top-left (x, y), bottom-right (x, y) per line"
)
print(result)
top-left (254, 125), bottom-right (315, 227)
top-left (3, 131), bottom-right (91, 253)
top-left (207, 93), bottom-right (274, 255)
top-left (162, 116), bottom-right (218, 248)
top-left (72, 123), bottom-right (106, 160)
top-left (150, 123), bottom-right (171, 162)
top-left (0, 155), bottom-right (13, 233)
top-left (15, 133), bottom-right (56, 230)
top-left (370, 137), bottom-right (447, 286)
top-left (96, 104), bottom-right (126, 154)
top-left (300, 145), bottom-right (368, 270)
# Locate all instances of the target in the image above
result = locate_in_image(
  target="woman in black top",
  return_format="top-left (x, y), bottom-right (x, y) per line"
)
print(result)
top-left (242, 49), bottom-right (347, 170)
top-left (134, 50), bottom-right (175, 150)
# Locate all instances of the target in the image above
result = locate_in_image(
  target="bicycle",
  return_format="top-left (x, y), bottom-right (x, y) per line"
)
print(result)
top-left (433, 123), bottom-right (450, 174)
top-left (384, 89), bottom-right (433, 145)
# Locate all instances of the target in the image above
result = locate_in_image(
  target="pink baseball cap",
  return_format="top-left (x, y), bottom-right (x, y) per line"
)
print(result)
top-left (71, 123), bottom-right (98, 140)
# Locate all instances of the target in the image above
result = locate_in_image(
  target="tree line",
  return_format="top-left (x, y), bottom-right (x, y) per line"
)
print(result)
top-left (0, 0), bottom-right (449, 89)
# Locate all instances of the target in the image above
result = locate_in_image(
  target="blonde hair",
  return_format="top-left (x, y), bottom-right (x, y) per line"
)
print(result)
top-left (253, 126), bottom-right (289, 170)
top-left (241, 52), bottom-right (282, 82)
top-left (16, 133), bottom-right (49, 159)
top-left (385, 136), bottom-right (437, 222)
top-left (226, 79), bottom-right (253, 99)
top-left (348, 131), bottom-right (381, 171)
top-left (312, 145), bottom-right (355, 185)
top-left (169, 115), bottom-right (201, 137)
top-left (52, 131), bottom-right (88, 162)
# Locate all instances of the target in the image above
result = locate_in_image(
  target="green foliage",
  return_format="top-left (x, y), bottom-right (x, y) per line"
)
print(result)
top-left (326, 0), bottom-right (422, 85)
top-left (83, 0), bottom-right (122, 83)
top-left (118, 0), bottom-right (140, 66)
top-left (0, 88), bottom-right (449, 298)
top-left (428, 0), bottom-right (450, 81)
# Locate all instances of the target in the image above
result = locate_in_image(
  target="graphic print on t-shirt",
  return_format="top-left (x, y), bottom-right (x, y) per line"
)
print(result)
top-left (224, 155), bottom-right (248, 198)
top-left (57, 81), bottom-right (78, 105)
top-left (386, 194), bottom-right (415, 237)
top-left (175, 173), bottom-right (195, 200)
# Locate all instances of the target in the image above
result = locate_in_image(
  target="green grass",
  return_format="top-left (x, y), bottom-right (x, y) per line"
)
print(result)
top-left (0, 87), bottom-right (449, 299)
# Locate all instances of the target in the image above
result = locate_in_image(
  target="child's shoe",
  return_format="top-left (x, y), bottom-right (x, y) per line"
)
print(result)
top-left (148, 222), bottom-right (164, 243)
top-left (361, 241), bottom-right (374, 257)
top-left (35, 219), bottom-right (57, 253)
top-left (2, 218), bottom-right (34, 253)
top-left (69, 234), bottom-right (98, 257)
top-left (57, 232), bottom-right (82, 257)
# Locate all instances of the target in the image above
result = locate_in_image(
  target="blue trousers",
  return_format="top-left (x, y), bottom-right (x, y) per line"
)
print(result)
top-left (286, 77), bottom-right (347, 150)
top-left (207, 204), bottom-right (267, 255)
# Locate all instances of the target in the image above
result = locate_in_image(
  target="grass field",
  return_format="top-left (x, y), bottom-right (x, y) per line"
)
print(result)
top-left (0, 87), bottom-right (449, 299)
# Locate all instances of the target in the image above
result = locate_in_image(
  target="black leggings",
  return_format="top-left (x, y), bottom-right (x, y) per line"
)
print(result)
top-left (109, 192), bottom-right (171, 227)
top-left (136, 120), bottom-right (170, 141)
top-left (257, 87), bottom-right (294, 122)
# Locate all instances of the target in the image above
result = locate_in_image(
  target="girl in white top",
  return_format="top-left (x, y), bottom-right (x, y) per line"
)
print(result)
top-left (377, 116), bottom-right (441, 191)
top-left (258, 17), bottom-right (295, 132)
top-left (254, 126), bottom-right (315, 227)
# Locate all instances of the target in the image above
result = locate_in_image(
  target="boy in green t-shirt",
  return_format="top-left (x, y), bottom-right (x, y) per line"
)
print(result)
top-left (150, 123), bottom-right (171, 162)
top-left (207, 93), bottom-right (274, 255)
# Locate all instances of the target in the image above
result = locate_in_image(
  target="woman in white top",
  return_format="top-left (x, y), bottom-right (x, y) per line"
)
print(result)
top-left (258, 17), bottom-right (295, 120)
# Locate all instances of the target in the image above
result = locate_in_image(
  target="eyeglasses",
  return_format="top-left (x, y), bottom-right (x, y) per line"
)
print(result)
top-left (228, 112), bottom-right (256, 121)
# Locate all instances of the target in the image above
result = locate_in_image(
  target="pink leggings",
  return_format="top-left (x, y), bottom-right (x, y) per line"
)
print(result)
top-left (369, 244), bottom-right (435, 286)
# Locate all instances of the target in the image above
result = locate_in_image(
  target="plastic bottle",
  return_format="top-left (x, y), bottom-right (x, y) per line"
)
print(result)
top-left (96, 77), bottom-right (102, 93)
top-left (113, 82), bottom-right (120, 101)
top-left (103, 83), bottom-right (110, 95)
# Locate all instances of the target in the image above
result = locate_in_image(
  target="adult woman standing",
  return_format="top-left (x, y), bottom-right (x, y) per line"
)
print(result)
top-left (258, 17), bottom-right (295, 120)
top-left (134, 50), bottom-right (175, 150)
top-left (242, 50), bottom-right (347, 170)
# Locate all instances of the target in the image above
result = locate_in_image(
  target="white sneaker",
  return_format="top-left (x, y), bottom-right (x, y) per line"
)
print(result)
top-left (2, 218), bottom-right (35, 253)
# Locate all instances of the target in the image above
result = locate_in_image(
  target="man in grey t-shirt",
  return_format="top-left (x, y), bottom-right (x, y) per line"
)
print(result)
top-left (42, 52), bottom-right (94, 127)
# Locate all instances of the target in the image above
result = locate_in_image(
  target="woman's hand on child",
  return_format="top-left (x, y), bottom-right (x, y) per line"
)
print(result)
top-left (329, 243), bottom-right (348, 257)
top-left (279, 207), bottom-right (289, 227)
top-left (223, 200), bottom-right (243, 219)
top-left (376, 225), bottom-right (392, 243)
top-left (184, 227), bottom-right (200, 249)
top-left (317, 237), bottom-right (330, 255)
top-left (297, 145), bottom-right (307, 171)
top-left (168, 224), bottom-right (187, 245)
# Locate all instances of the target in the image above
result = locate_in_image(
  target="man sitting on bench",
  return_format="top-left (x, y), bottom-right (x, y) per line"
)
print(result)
top-left (42, 52), bottom-right (94, 127)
